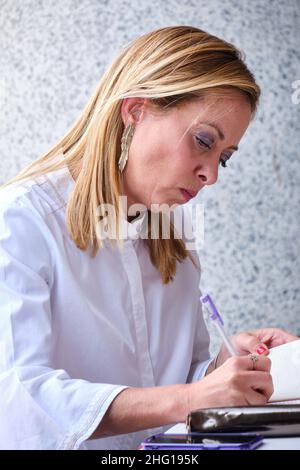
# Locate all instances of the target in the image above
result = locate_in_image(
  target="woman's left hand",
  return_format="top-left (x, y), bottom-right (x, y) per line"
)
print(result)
top-left (217, 328), bottom-right (299, 367)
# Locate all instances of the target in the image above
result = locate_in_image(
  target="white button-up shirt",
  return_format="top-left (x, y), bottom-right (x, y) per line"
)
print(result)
top-left (0, 165), bottom-right (211, 450)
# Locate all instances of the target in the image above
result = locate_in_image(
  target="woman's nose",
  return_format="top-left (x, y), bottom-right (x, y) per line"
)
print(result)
top-left (197, 162), bottom-right (219, 185)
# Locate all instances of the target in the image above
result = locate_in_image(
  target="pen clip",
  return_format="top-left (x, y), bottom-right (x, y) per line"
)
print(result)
top-left (200, 294), bottom-right (224, 326)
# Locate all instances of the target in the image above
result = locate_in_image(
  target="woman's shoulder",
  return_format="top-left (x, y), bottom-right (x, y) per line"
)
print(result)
top-left (0, 179), bottom-right (51, 242)
top-left (0, 166), bottom-right (73, 222)
top-left (0, 178), bottom-right (58, 288)
top-left (0, 169), bottom-right (74, 270)
top-left (0, 168), bottom-right (73, 257)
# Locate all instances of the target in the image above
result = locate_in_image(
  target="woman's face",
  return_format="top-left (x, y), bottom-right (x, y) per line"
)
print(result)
top-left (120, 93), bottom-right (252, 210)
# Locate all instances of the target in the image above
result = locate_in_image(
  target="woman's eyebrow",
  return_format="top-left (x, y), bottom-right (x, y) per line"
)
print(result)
top-left (198, 121), bottom-right (239, 151)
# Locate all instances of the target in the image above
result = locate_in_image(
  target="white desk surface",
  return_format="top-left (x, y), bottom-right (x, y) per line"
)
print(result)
top-left (166, 423), bottom-right (300, 450)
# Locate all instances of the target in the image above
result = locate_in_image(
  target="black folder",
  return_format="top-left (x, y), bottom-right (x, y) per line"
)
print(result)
top-left (187, 405), bottom-right (300, 437)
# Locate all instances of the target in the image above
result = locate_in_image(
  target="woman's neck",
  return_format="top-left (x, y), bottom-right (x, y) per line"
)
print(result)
top-left (67, 160), bottom-right (140, 223)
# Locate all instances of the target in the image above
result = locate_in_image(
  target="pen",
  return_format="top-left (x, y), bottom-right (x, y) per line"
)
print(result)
top-left (200, 293), bottom-right (238, 356)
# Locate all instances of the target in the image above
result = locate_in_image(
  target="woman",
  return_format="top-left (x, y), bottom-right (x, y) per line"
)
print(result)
top-left (0, 25), bottom-right (297, 450)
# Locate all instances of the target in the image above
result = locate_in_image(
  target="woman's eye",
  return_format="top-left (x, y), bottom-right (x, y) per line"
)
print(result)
top-left (196, 136), bottom-right (213, 149)
top-left (196, 136), bottom-right (232, 168)
top-left (219, 155), bottom-right (231, 168)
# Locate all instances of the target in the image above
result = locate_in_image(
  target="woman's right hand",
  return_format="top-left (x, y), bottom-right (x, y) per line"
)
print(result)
top-left (188, 355), bottom-right (273, 410)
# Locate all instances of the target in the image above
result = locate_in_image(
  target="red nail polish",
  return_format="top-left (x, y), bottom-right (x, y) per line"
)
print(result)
top-left (256, 346), bottom-right (267, 355)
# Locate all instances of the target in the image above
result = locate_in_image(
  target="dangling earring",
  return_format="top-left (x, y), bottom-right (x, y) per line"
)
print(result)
top-left (118, 123), bottom-right (135, 173)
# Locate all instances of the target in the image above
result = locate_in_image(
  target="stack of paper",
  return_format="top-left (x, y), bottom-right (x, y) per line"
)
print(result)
top-left (268, 339), bottom-right (300, 404)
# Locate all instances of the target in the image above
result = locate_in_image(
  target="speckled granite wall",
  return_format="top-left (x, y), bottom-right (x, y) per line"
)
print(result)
top-left (1, 0), bottom-right (299, 354)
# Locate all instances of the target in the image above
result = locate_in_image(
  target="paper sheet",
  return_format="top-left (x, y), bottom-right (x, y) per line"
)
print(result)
top-left (268, 339), bottom-right (300, 403)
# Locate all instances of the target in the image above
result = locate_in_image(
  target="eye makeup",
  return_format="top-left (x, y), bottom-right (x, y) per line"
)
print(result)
top-left (193, 122), bottom-right (239, 152)
top-left (195, 133), bottom-right (234, 168)
top-left (195, 133), bottom-right (215, 149)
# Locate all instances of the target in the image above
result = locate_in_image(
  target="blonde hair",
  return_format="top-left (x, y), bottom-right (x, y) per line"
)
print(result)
top-left (2, 25), bottom-right (260, 284)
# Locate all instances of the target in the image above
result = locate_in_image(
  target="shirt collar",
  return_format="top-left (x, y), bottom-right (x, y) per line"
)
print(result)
top-left (118, 206), bottom-right (148, 240)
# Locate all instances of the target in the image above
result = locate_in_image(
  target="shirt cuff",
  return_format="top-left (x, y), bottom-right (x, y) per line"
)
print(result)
top-left (58, 384), bottom-right (130, 450)
top-left (188, 357), bottom-right (215, 383)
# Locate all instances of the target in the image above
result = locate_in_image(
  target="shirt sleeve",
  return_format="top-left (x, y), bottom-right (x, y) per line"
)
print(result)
top-left (0, 197), bottom-right (128, 450)
top-left (186, 290), bottom-right (213, 383)
top-left (178, 205), bottom-right (213, 383)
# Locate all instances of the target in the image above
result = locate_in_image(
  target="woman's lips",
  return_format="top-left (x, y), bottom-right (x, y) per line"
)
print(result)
top-left (180, 188), bottom-right (197, 202)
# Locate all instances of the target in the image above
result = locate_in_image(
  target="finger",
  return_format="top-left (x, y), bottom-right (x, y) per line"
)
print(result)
top-left (249, 328), bottom-right (275, 344)
top-left (245, 389), bottom-right (269, 406)
top-left (233, 332), bottom-right (269, 356)
top-left (230, 356), bottom-right (271, 372)
top-left (231, 355), bottom-right (271, 372)
top-left (255, 344), bottom-right (269, 355)
top-left (248, 355), bottom-right (271, 372)
top-left (246, 371), bottom-right (274, 400)
top-left (251, 328), bottom-right (299, 347)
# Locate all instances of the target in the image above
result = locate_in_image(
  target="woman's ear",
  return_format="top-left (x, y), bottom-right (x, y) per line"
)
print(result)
top-left (121, 97), bottom-right (147, 126)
